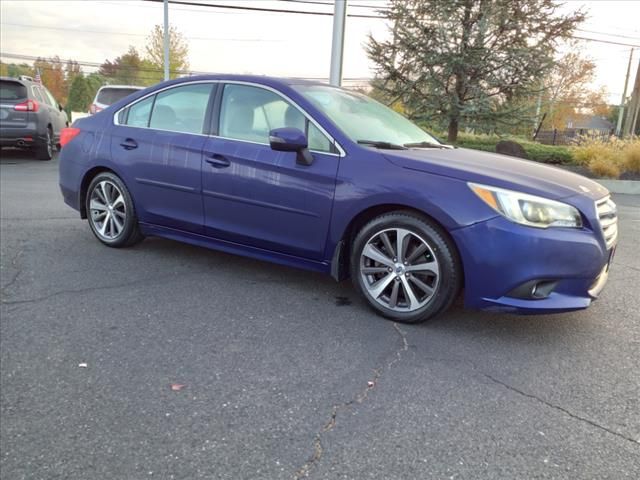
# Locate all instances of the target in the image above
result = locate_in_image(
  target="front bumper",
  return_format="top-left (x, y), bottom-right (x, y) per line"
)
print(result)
top-left (452, 215), bottom-right (615, 314)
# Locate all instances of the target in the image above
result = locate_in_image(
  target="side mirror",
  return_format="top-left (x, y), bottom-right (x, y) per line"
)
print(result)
top-left (269, 127), bottom-right (313, 166)
top-left (58, 103), bottom-right (64, 112)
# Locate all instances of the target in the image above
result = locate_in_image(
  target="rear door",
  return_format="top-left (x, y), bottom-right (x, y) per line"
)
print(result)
top-left (0, 80), bottom-right (29, 129)
top-left (110, 82), bottom-right (216, 233)
top-left (40, 87), bottom-right (67, 135)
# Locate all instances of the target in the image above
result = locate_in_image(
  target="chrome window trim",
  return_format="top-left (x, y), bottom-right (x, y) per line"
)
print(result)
top-left (112, 79), bottom-right (346, 157)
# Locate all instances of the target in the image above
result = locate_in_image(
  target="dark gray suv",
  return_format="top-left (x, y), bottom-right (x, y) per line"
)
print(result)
top-left (0, 75), bottom-right (68, 160)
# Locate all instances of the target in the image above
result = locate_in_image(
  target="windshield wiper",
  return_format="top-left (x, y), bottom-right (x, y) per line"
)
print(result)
top-left (403, 141), bottom-right (453, 149)
top-left (357, 140), bottom-right (408, 150)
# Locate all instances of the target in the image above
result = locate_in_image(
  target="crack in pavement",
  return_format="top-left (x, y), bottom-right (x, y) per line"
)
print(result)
top-left (0, 246), bottom-right (24, 298)
top-left (293, 323), bottom-right (409, 479)
top-left (0, 269), bottom-right (216, 308)
top-left (406, 354), bottom-right (639, 446)
top-left (483, 374), bottom-right (640, 446)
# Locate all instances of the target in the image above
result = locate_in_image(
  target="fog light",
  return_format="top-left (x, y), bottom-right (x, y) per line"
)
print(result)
top-left (507, 279), bottom-right (557, 300)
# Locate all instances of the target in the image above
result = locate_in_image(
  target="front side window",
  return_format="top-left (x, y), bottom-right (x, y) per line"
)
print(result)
top-left (293, 85), bottom-right (441, 147)
top-left (149, 83), bottom-right (213, 134)
top-left (219, 84), bottom-right (333, 153)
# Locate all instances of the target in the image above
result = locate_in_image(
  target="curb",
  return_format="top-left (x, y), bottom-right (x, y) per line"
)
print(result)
top-left (595, 180), bottom-right (640, 195)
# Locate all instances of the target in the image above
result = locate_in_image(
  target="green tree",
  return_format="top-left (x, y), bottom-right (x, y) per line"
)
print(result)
top-left (65, 60), bottom-right (82, 98)
top-left (2, 62), bottom-right (34, 78)
top-left (66, 75), bottom-right (92, 114)
top-left (367, 0), bottom-right (585, 141)
top-left (99, 46), bottom-right (146, 85)
top-left (144, 24), bottom-right (190, 80)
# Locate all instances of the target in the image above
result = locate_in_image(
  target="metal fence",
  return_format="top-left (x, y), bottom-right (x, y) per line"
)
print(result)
top-left (534, 129), bottom-right (613, 146)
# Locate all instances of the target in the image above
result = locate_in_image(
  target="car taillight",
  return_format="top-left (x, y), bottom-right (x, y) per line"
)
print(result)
top-left (60, 127), bottom-right (81, 148)
top-left (89, 104), bottom-right (102, 114)
top-left (14, 99), bottom-right (39, 112)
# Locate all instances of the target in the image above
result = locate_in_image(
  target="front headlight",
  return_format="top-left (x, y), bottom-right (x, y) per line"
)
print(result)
top-left (468, 183), bottom-right (582, 228)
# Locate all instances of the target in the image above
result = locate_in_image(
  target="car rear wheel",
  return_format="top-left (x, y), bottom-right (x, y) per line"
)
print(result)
top-left (35, 127), bottom-right (54, 160)
top-left (86, 172), bottom-right (144, 248)
top-left (350, 212), bottom-right (461, 323)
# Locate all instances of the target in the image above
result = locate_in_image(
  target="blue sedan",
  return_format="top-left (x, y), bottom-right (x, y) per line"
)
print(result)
top-left (58, 75), bottom-right (617, 323)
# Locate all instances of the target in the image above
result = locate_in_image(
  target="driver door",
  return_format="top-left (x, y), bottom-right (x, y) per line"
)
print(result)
top-left (201, 83), bottom-right (340, 260)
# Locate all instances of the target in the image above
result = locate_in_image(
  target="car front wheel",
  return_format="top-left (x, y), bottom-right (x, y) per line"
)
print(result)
top-left (350, 212), bottom-right (462, 323)
top-left (86, 172), bottom-right (144, 247)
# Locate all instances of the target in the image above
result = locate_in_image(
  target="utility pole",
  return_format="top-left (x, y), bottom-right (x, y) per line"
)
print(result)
top-left (163, 0), bottom-right (170, 81)
top-left (616, 48), bottom-right (633, 136)
top-left (329, 0), bottom-right (347, 86)
top-left (623, 58), bottom-right (640, 137)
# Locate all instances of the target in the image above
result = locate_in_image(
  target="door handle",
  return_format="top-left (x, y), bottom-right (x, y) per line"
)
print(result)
top-left (120, 138), bottom-right (138, 150)
top-left (205, 153), bottom-right (231, 168)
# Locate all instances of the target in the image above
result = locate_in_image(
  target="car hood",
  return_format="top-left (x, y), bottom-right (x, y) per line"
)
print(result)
top-left (383, 147), bottom-right (609, 201)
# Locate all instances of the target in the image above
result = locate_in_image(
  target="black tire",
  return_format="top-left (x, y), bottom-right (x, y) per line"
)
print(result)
top-left (35, 127), bottom-right (54, 160)
top-left (350, 211), bottom-right (462, 324)
top-left (85, 172), bottom-right (144, 248)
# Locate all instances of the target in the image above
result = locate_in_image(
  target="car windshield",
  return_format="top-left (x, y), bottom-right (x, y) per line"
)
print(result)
top-left (293, 85), bottom-right (441, 147)
top-left (97, 87), bottom-right (141, 105)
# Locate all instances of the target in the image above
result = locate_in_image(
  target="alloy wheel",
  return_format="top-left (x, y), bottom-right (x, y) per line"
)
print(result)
top-left (359, 228), bottom-right (440, 312)
top-left (89, 180), bottom-right (127, 240)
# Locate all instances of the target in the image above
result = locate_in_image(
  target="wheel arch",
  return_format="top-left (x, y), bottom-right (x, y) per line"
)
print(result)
top-left (330, 203), bottom-right (464, 283)
top-left (78, 166), bottom-right (117, 219)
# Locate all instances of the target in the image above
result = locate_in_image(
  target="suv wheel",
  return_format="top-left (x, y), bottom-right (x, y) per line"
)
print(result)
top-left (35, 127), bottom-right (54, 160)
top-left (86, 172), bottom-right (144, 248)
top-left (350, 211), bottom-right (462, 323)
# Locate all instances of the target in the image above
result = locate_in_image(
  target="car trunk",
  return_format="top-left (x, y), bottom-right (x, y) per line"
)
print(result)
top-left (0, 80), bottom-right (30, 128)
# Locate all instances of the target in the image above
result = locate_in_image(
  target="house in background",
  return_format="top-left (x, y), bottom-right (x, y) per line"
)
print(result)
top-left (566, 115), bottom-right (614, 135)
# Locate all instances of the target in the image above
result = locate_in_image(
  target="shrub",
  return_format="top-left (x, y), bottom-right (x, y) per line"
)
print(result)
top-left (623, 140), bottom-right (640, 173)
top-left (588, 157), bottom-right (621, 178)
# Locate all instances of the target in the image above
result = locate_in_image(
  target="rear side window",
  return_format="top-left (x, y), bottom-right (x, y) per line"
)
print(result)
top-left (97, 88), bottom-right (140, 106)
top-left (0, 81), bottom-right (27, 101)
top-left (31, 86), bottom-right (45, 103)
top-left (122, 95), bottom-right (155, 128)
top-left (42, 88), bottom-right (57, 107)
top-left (148, 83), bottom-right (213, 134)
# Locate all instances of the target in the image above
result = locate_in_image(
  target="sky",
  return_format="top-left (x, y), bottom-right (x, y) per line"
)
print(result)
top-left (1, 0), bottom-right (639, 102)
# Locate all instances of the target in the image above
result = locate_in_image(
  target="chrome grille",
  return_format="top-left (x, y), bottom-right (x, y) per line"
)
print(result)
top-left (596, 196), bottom-right (618, 249)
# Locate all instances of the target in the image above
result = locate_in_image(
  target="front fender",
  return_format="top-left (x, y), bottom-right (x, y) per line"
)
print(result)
top-left (325, 152), bottom-right (496, 262)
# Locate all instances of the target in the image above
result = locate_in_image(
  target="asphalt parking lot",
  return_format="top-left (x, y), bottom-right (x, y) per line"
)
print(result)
top-left (1, 150), bottom-right (639, 480)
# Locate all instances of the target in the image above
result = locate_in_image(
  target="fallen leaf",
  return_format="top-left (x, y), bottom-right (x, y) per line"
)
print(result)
top-left (170, 383), bottom-right (186, 391)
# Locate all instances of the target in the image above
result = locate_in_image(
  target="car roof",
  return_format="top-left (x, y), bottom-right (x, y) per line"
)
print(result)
top-left (166, 74), bottom-right (331, 89)
top-left (0, 76), bottom-right (29, 84)
top-left (98, 85), bottom-right (145, 90)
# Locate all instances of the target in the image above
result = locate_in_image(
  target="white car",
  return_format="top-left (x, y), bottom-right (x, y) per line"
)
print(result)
top-left (89, 85), bottom-right (144, 114)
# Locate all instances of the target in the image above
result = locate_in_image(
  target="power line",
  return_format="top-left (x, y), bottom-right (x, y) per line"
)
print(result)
top-left (1, 51), bottom-right (373, 82)
top-left (279, 0), bottom-right (389, 10)
top-left (571, 36), bottom-right (640, 48)
top-left (0, 22), bottom-right (286, 42)
top-left (142, 0), bottom-right (384, 19)
top-left (575, 29), bottom-right (640, 41)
